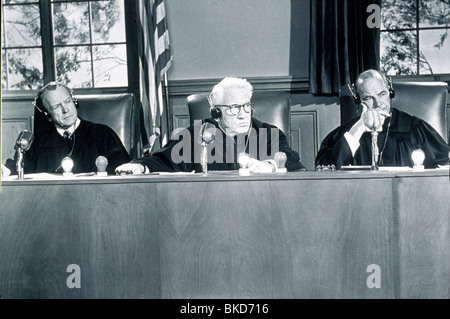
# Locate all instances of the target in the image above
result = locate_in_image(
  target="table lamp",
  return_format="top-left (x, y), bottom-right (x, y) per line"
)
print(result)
top-left (274, 152), bottom-right (287, 173)
top-left (411, 149), bottom-right (425, 171)
top-left (238, 152), bottom-right (251, 175)
top-left (61, 157), bottom-right (74, 177)
top-left (95, 156), bottom-right (108, 176)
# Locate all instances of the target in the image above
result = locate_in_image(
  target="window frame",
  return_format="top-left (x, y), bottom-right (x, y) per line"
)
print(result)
top-left (380, 0), bottom-right (450, 82)
top-left (1, 0), bottom-right (139, 96)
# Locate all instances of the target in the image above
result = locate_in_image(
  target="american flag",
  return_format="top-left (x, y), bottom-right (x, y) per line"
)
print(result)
top-left (138, 0), bottom-right (173, 152)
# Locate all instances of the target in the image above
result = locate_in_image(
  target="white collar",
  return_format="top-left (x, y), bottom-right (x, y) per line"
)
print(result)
top-left (56, 118), bottom-right (81, 136)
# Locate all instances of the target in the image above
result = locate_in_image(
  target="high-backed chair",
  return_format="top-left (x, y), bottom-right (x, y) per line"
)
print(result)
top-left (339, 81), bottom-right (448, 143)
top-left (76, 93), bottom-right (142, 158)
top-left (187, 91), bottom-right (291, 142)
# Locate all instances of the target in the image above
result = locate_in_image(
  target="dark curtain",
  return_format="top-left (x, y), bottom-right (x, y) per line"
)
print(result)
top-left (309, 0), bottom-right (381, 94)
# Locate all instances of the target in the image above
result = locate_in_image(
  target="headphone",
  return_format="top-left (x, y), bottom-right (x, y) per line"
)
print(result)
top-left (33, 81), bottom-right (79, 117)
top-left (208, 95), bottom-right (223, 119)
top-left (348, 73), bottom-right (395, 105)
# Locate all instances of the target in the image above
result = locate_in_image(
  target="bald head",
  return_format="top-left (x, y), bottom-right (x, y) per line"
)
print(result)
top-left (355, 69), bottom-right (389, 93)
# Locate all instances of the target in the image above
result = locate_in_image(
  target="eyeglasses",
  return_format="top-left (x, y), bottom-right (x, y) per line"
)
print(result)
top-left (216, 102), bottom-right (253, 115)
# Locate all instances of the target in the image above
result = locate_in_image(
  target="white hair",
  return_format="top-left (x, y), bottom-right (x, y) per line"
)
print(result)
top-left (355, 69), bottom-right (389, 92)
top-left (209, 77), bottom-right (253, 106)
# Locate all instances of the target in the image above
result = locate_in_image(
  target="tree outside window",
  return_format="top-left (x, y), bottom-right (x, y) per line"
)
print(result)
top-left (1, 0), bottom-right (128, 90)
top-left (380, 0), bottom-right (450, 76)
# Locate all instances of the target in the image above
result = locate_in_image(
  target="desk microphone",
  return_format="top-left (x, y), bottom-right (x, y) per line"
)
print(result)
top-left (15, 130), bottom-right (34, 180)
top-left (199, 123), bottom-right (216, 174)
top-left (364, 108), bottom-right (383, 171)
top-left (15, 130), bottom-right (33, 152)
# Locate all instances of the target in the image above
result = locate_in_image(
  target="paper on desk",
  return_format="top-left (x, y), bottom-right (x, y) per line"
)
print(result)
top-left (151, 170), bottom-right (196, 175)
top-left (1, 172), bottom-right (61, 180)
top-left (2, 172), bottom-right (105, 181)
top-left (378, 166), bottom-right (413, 171)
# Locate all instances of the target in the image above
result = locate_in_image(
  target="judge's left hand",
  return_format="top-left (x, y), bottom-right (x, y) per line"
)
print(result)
top-left (115, 163), bottom-right (146, 175)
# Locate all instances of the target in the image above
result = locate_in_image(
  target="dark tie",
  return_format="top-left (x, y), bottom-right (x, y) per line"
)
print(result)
top-left (63, 131), bottom-right (73, 143)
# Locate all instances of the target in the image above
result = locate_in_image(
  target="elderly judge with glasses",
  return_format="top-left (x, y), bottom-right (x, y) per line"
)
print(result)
top-left (115, 77), bottom-right (305, 174)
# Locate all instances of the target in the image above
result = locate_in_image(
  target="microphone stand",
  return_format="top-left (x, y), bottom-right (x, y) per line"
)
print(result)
top-left (199, 123), bottom-right (216, 174)
top-left (16, 149), bottom-right (25, 180)
top-left (14, 130), bottom-right (34, 180)
top-left (364, 105), bottom-right (382, 171)
top-left (371, 131), bottom-right (379, 171)
top-left (201, 141), bottom-right (208, 174)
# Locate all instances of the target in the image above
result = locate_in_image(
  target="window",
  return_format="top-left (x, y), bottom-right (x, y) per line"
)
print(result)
top-left (1, 0), bottom-right (128, 90)
top-left (380, 0), bottom-right (450, 76)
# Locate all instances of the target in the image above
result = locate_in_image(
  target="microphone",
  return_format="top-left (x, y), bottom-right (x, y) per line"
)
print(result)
top-left (198, 122), bottom-right (217, 144)
top-left (15, 130), bottom-right (34, 180)
top-left (364, 109), bottom-right (382, 171)
top-left (15, 130), bottom-right (34, 152)
top-left (199, 123), bottom-right (217, 174)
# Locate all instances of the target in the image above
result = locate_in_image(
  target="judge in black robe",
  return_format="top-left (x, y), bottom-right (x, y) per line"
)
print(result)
top-left (129, 117), bottom-right (305, 173)
top-left (3, 82), bottom-right (130, 176)
top-left (5, 118), bottom-right (131, 175)
top-left (316, 69), bottom-right (450, 170)
top-left (316, 108), bottom-right (450, 169)
top-left (116, 77), bottom-right (305, 174)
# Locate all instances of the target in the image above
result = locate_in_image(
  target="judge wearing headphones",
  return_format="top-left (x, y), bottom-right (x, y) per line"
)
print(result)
top-left (115, 77), bottom-right (305, 174)
top-left (1, 82), bottom-right (130, 176)
top-left (315, 69), bottom-right (450, 169)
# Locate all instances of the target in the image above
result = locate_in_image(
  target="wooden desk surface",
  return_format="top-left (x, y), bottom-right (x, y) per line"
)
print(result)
top-left (0, 170), bottom-right (448, 298)
top-left (1, 167), bottom-right (448, 184)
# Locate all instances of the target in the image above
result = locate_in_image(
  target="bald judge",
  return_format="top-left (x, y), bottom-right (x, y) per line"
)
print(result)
top-left (315, 69), bottom-right (450, 169)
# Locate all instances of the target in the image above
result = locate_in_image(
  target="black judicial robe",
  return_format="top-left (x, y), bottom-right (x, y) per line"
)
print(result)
top-left (132, 118), bottom-right (306, 172)
top-left (6, 118), bottom-right (130, 175)
top-left (315, 108), bottom-right (450, 169)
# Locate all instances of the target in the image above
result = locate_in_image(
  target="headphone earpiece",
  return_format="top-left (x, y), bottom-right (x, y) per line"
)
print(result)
top-left (348, 83), bottom-right (361, 105)
top-left (72, 96), bottom-right (79, 108)
top-left (210, 107), bottom-right (222, 119)
top-left (386, 76), bottom-right (395, 99)
top-left (207, 94), bottom-right (222, 120)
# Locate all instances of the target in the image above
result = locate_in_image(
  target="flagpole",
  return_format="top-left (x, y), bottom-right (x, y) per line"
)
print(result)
top-left (162, 72), bottom-right (170, 145)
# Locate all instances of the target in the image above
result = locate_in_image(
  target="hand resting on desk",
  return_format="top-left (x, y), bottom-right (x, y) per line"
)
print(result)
top-left (115, 163), bottom-right (147, 175)
top-left (247, 158), bottom-right (276, 173)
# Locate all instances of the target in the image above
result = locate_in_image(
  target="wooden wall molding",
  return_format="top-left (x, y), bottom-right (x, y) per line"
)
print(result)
top-left (167, 76), bottom-right (310, 95)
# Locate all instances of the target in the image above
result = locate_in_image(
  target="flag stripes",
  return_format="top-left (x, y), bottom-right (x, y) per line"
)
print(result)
top-left (137, 0), bottom-right (172, 152)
